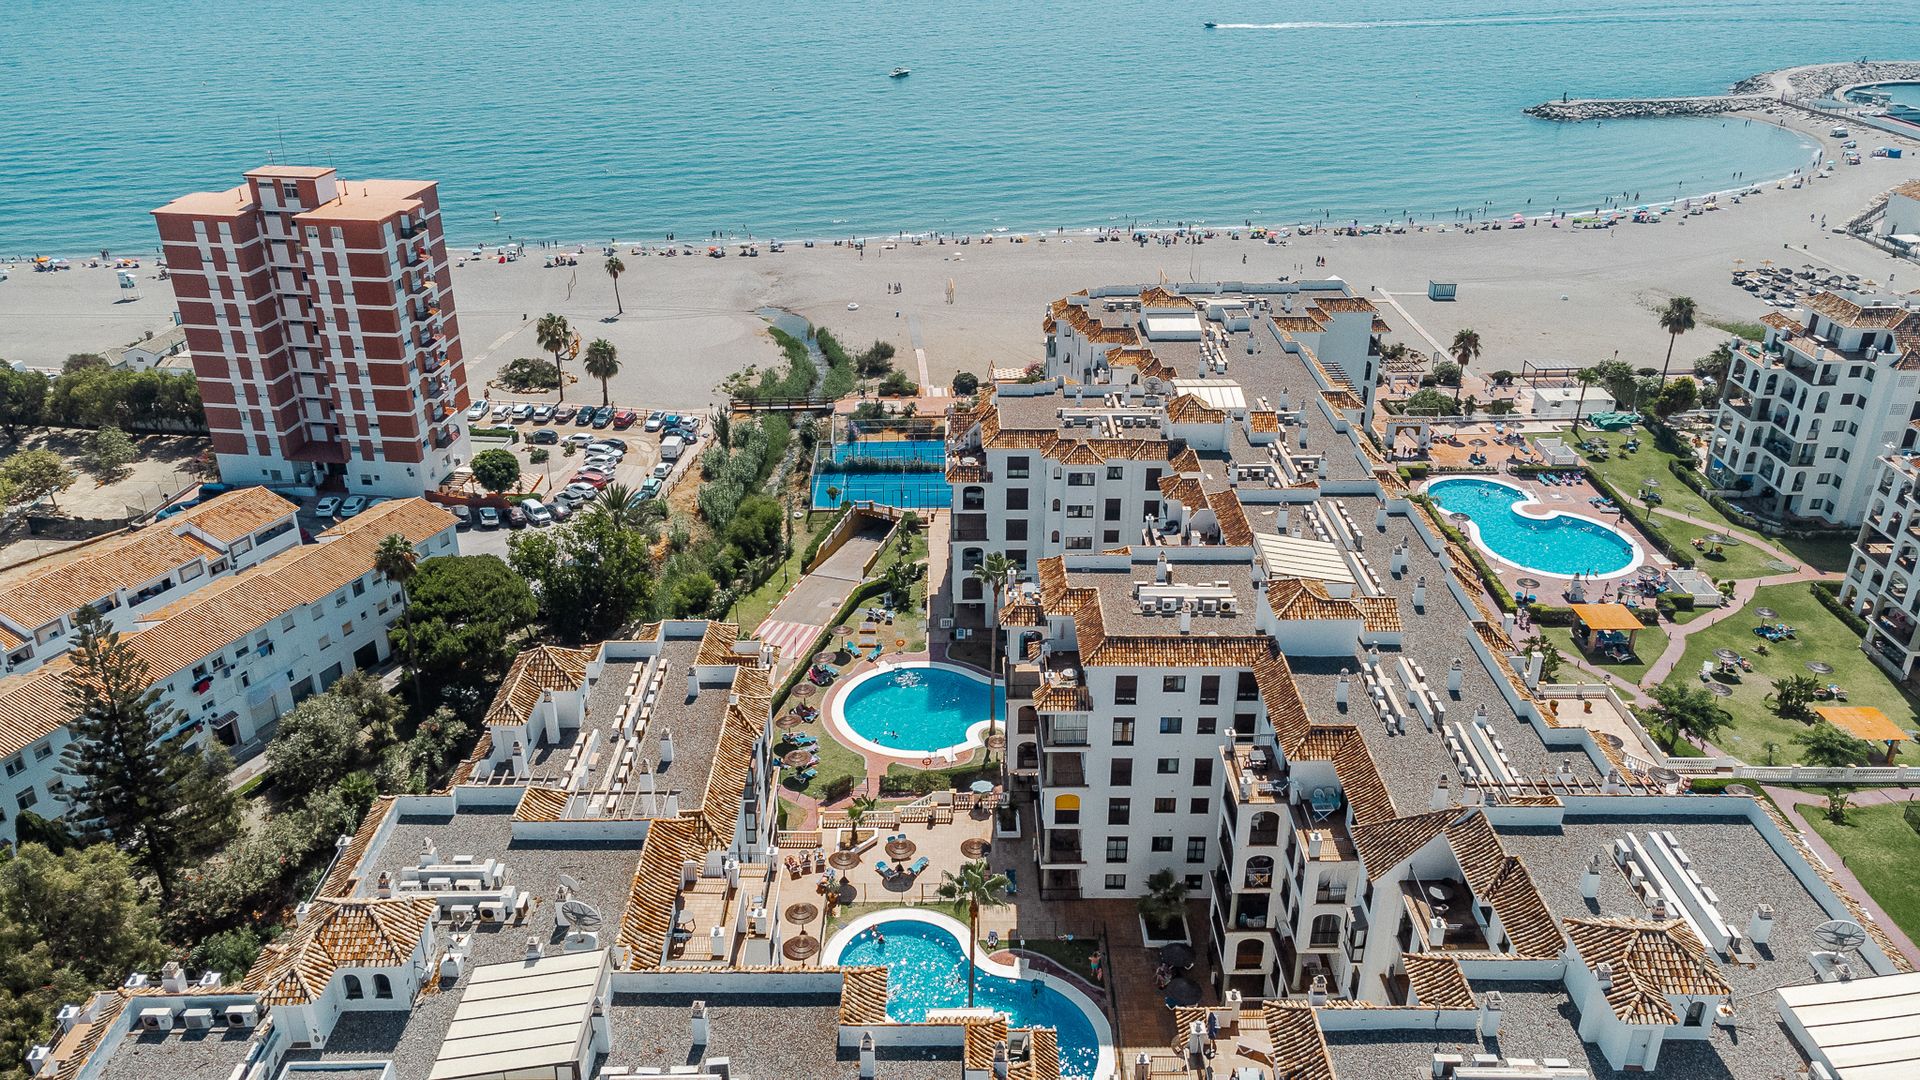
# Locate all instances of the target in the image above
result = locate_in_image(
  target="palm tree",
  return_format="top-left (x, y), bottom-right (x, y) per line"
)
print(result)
top-left (374, 534), bottom-right (423, 709)
top-left (844, 794), bottom-right (878, 846)
top-left (583, 338), bottom-right (621, 406)
top-left (970, 552), bottom-right (1015, 765)
top-left (596, 483), bottom-right (648, 529)
top-left (1449, 328), bottom-right (1482, 407)
top-left (604, 254), bottom-right (626, 316)
top-left (1657, 296), bottom-right (1698, 383)
top-left (1571, 366), bottom-right (1599, 432)
top-left (1137, 868), bottom-right (1191, 939)
top-left (535, 313), bottom-right (571, 403)
top-left (936, 859), bottom-right (1011, 1007)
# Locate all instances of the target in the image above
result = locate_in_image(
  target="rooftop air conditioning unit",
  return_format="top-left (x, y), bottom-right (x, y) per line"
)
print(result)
top-left (225, 1005), bottom-right (261, 1028)
top-left (137, 1009), bottom-right (174, 1032)
top-left (478, 902), bottom-right (504, 923)
top-left (180, 1009), bottom-right (215, 1030)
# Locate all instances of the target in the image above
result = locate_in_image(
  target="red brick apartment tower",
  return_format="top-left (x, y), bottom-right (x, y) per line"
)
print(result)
top-left (153, 167), bottom-right (470, 495)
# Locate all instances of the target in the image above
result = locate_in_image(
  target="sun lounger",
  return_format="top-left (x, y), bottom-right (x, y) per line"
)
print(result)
top-left (874, 860), bottom-right (892, 877)
top-left (908, 856), bottom-right (929, 875)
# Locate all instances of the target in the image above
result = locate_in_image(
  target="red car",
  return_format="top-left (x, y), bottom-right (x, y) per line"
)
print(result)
top-left (612, 408), bottom-right (639, 429)
top-left (571, 469), bottom-right (611, 489)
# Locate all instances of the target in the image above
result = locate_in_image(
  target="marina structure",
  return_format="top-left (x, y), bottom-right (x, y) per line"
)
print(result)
top-left (153, 167), bottom-right (472, 497)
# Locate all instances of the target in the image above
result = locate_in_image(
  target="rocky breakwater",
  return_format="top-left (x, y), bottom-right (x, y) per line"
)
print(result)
top-left (1526, 60), bottom-right (1920, 122)
top-left (1525, 95), bottom-right (1766, 121)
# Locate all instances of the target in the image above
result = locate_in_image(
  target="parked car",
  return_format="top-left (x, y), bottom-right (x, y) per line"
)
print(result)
top-left (506, 505), bottom-right (528, 529)
top-left (584, 455), bottom-right (619, 473)
top-left (639, 478), bottom-right (663, 500)
top-left (339, 495), bottom-right (368, 517)
top-left (663, 414), bottom-right (681, 429)
top-left (651, 461), bottom-right (673, 480)
top-left (554, 403), bottom-right (579, 423)
top-left (523, 500), bottom-right (554, 527)
top-left (644, 411), bottom-right (665, 432)
top-left (676, 417), bottom-right (702, 438)
top-left (511, 403), bottom-right (535, 422)
top-left (491, 402), bottom-right (512, 421)
top-left (562, 482), bottom-right (599, 502)
top-left (533, 403), bottom-right (556, 423)
top-left (562, 432), bottom-right (595, 448)
top-left (659, 435), bottom-right (687, 462)
top-left (591, 405), bottom-right (615, 428)
top-left (449, 504), bottom-right (472, 530)
top-left (612, 408), bottom-right (638, 429)
top-left (574, 407), bottom-right (597, 427)
top-left (465, 399), bottom-right (490, 421)
top-left (571, 469), bottom-right (611, 488)
top-left (589, 438), bottom-right (627, 453)
top-left (548, 500), bottom-right (573, 522)
top-left (478, 506), bottom-right (501, 529)
top-left (551, 489), bottom-right (582, 510)
top-left (530, 427), bottom-right (560, 445)
top-left (315, 495), bottom-right (341, 517)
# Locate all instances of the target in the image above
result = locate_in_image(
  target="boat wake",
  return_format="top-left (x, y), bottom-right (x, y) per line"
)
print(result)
top-left (1208, 8), bottom-right (1728, 32)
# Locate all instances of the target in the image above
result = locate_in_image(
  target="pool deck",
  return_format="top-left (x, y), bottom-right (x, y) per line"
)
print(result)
top-left (1432, 469), bottom-right (1667, 605)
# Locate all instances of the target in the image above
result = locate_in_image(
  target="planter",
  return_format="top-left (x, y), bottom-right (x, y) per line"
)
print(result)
top-left (1138, 914), bottom-right (1190, 949)
top-left (994, 804), bottom-right (1023, 839)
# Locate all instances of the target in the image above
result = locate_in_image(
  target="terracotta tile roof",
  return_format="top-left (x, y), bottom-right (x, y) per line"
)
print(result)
top-left (999, 600), bottom-right (1045, 625)
top-left (318, 796), bottom-right (396, 898)
top-left (1806, 290), bottom-right (1919, 330)
top-left (963, 1016), bottom-right (1011, 1069)
top-left (1265, 579), bottom-right (1402, 632)
top-left (1564, 917), bottom-right (1730, 1024)
top-left (619, 817), bottom-right (708, 969)
top-left (1106, 346), bottom-right (1159, 369)
top-left (1261, 1000), bottom-right (1334, 1080)
top-left (1310, 295), bottom-right (1377, 314)
top-left (1759, 310), bottom-right (1800, 333)
top-left (1140, 286), bottom-right (1189, 308)
top-left (1290, 725), bottom-right (1396, 826)
top-left (1085, 438), bottom-right (1170, 461)
top-left (1894, 179), bottom-right (1920, 201)
top-left (1352, 809), bottom-right (1455, 880)
top-left (511, 784), bottom-right (572, 822)
top-left (1323, 389), bottom-right (1364, 411)
top-left (0, 487), bottom-right (295, 634)
top-left (947, 462), bottom-right (985, 483)
top-left (696, 664), bottom-right (771, 845)
top-left (1053, 440), bottom-right (1105, 465)
top-left (696, 621), bottom-right (742, 666)
top-left (1248, 410), bottom-right (1281, 434)
top-left (39, 992), bottom-right (128, 1080)
top-left (485, 644), bottom-right (595, 726)
top-left (1254, 651), bottom-right (1311, 747)
top-left (1447, 812), bottom-right (1562, 958)
top-left (1168, 446), bottom-right (1202, 472)
top-left (1273, 313), bottom-right (1329, 334)
top-left (1372, 316), bottom-right (1392, 334)
top-left (1166, 393), bottom-right (1226, 425)
top-left (1013, 1025), bottom-right (1061, 1080)
top-left (1208, 488), bottom-right (1255, 545)
top-left (1403, 953), bottom-right (1476, 1008)
top-left (241, 897), bottom-right (436, 1005)
top-left (839, 966), bottom-right (891, 1025)
top-left (1085, 637), bottom-right (1271, 669)
top-left (1158, 474), bottom-right (1206, 508)
top-left (987, 429), bottom-right (1062, 451)
top-left (1034, 683), bottom-right (1092, 712)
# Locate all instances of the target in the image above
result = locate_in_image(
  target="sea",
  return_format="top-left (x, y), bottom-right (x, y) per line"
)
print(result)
top-left (3, 0), bottom-right (1916, 254)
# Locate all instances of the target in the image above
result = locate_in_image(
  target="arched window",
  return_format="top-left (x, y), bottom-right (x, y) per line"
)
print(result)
top-left (344, 974), bottom-right (364, 1000)
top-left (1017, 743), bottom-right (1039, 770)
top-left (1309, 914), bottom-right (1340, 948)
top-left (1250, 812), bottom-right (1280, 845)
top-left (1234, 939), bottom-right (1265, 969)
top-left (373, 974), bottom-right (393, 1000)
top-left (1054, 793), bottom-right (1081, 824)
top-left (962, 487), bottom-right (985, 511)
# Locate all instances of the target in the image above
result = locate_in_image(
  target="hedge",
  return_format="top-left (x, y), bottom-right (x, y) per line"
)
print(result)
top-left (469, 426), bottom-right (518, 442)
top-left (1585, 468), bottom-right (1694, 568)
top-left (1810, 580), bottom-right (1869, 637)
top-left (1411, 494), bottom-right (1517, 614)
top-left (767, 577), bottom-right (891, 720)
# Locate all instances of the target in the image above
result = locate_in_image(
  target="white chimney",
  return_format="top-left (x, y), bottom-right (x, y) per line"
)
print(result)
top-left (658, 728), bottom-right (675, 766)
top-left (1429, 916), bottom-right (1447, 947)
top-left (1239, 774), bottom-right (1252, 800)
top-left (1308, 975), bottom-right (1329, 1006)
top-left (376, 871), bottom-right (392, 898)
top-left (418, 837), bottom-right (438, 868)
top-left (160, 962), bottom-right (186, 994)
top-left (1179, 607), bottom-right (1192, 634)
top-left (1431, 773), bottom-right (1452, 810)
top-left (1603, 769), bottom-right (1622, 794)
top-left (1595, 962), bottom-right (1614, 990)
top-left (1581, 854), bottom-right (1604, 899)
top-left (1186, 1019), bottom-right (1208, 1056)
top-left (1502, 612), bottom-right (1516, 637)
top-left (511, 739), bottom-right (528, 778)
top-left (1748, 905), bottom-right (1776, 945)
top-left (1525, 651), bottom-right (1544, 688)
top-left (1412, 576), bottom-right (1426, 610)
top-left (686, 664), bottom-right (700, 702)
top-left (859, 1032), bottom-right (877, 1079)
top-left (526, 935), bottom-right (543, 961)
top-left (1366, 647), bottom-right (1381, 671)
top-left (1308, 831), bottom-right (1324, 858)
top-left (1156, 553), bottom-right (1171, 584)
top-left (994, 1040), bottom-right (1011, 1078)
top-left (1480, 991), bottom-right (1504, 1036)
top-left (1391, 545), bottom-right (1409, 576)
top-left (1473, 704), bottom-right (1489, 728)
top-left (691, 1001), bottom-right (709, 1046)
top-left (1375, 506), bottom-right (1388, 531)
top-left (1335, 670), bottom-right (1350, 707)
top-left (1447, 659), bottom-right (1463, 694)
top-left (1276, 507), bottom-right (1289, 529)
top-left (1134, 1052), bottom-right (1153, 1080)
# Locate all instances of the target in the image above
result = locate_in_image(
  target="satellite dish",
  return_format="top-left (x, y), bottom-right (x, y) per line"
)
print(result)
top-left (559, 900), bottom-right (604, 929)
top-left (556, 873), bottom-right (584, 898)
top-left (1814, 920), bottom-right (1867, 950)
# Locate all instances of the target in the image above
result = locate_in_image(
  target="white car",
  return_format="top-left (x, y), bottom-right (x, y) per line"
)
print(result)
top-left (651, 461), bottom-right (673, 480)
top-left (314, 496), bottom-right (341, 517)
top-left (339, 495), bottom-right (368, 517)
top-left (563, 482), bottom-right (599, 501)
top-left (562, 432), bottom-right (595, 448)
top-left (490, 403), bottom-right (511, 421)
top-left (523, 500), bottom-right (554, 527)
top-left (465, 400), bottom-right (490, 421)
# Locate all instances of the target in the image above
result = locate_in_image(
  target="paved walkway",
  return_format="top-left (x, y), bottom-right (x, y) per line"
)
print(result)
top-left (1764, 784), bottom-right (1920, 967)
top-left (761, 516), bottom-right (891, 679)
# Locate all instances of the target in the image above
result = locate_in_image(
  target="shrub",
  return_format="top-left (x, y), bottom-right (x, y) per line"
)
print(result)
top-left (952, 371), bottom-right (980, 394)
top-left (1585, 468), bottom-right (1692, 568)
top-left (1528, 604), bottom-right (1577, 627)
top-left (1810, 581), bottom-right (1869, 637)
top-left (1671, 593), bottom-right (1695, 612)
top-left (499, 356), bottom-right (560, 391)
top-left (1905, 801), bottom-right (1920, 837)
top-left (467, 426), bottom-right (517, 441)
top-left (528, 447), bottom-right (549, 464)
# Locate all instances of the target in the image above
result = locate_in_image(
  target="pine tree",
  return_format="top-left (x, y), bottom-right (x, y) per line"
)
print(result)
top-left (57, 606), bottom-right (239, 903)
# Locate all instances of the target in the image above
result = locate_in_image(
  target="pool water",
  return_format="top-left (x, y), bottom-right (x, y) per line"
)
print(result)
top-left (836, 920), bottom-right (1102, 1079)
top-left (1427, 477), bottom-right (1636, 577)
top-left (838, 663), bottom-right (1003, 753)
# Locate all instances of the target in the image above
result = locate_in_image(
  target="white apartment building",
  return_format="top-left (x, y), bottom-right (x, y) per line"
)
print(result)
top-left (0, 487), bottom-right (301, 674)
top-left (1839, 451), bottom-right (1920, 677)
top-left (0, 498), bottom-right (455, 843)
top-left (1709, 291), bottom-right (1920, 526)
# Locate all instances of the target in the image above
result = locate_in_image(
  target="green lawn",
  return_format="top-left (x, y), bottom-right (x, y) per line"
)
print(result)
top-left (734, 516), bottom-right (832, 635)
top-left (1541, 624), bottom-right (1668, 688)
top-left (1659, 583), bottom-right (1920, 765)
top-left (1579, 434), bottom-right (1794, 579)
top-left (1009, 936), bottom-right (1101, 982)
top-left (777, 727), bottom-right (871, 803)
top-left (862, 524), bottom-right (930, 651)
top-left (1796, 801), bottom-right (1920, 944)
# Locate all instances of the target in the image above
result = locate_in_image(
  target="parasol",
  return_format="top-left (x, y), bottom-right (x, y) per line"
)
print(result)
top-left (1807, 661), bottom-right (1834, 675)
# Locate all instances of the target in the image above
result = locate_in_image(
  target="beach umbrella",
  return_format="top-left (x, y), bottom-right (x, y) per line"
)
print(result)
top-left (792, 683), bottom-right (817, 699)
top-left (1807, 661), bottom-right (1834, 675)
top-left (1756, 607), bottom-right (1778, 619)
top-left (1159, 943), bottom-right (1196, 966)
top-left (776, 714), bottom-right (806, 730)
top-left (1164, 977), bottom-right (1202, 1006)
top-left (1714, 648), bottom-right (1740, 662)
top-left (1516, 576), bottom-right (1542, 590)
top-left (970, 780), bottom-right (996, 795)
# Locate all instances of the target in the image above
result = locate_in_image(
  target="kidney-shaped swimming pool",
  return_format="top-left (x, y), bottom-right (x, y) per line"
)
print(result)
top-left (1426, 477), bottom-right (1639, 578)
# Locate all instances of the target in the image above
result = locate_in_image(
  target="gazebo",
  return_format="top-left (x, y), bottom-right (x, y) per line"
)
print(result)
top-left (1813, 705), bottom-right (1912, 761)
top-left (1569, 603), bottom-right (1644, 661)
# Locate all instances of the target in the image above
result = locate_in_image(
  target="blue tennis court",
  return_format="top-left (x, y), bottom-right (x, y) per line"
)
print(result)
top-left (811, 440), bottom-right (950, 510)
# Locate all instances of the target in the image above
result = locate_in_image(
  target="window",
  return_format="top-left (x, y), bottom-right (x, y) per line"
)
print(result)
top-left (1006, 549), bottom-right (1027, 568)
top-left (1069, 472), bottom-right (1094, 486)
top-left (1103, 498), bottom-right (1121, 522)
top-left (1104, 873), bottom-right (1127, 890)
top-left (1144, 467), bottom-right (1162, 492)
top-left (1006, 488), bottom-right (1029, 511)
top-left (1200, 675), bottom-right (1220, 704)
top-left (1154, 797), bottom-right (1176, 814)
top-left (1197, 717), bottom-right (1217, 735)
top-left (1007, 456), bottom-right (1031, 479)
top-left (3, 757), bottom-right (20, 777)
top-left (1053, 794), bottom-right (1081, 824)
top-left (1163, 675), bottom-right (1187, 693)
top-left (15, 788), bottom-right (36, 810)
top-left (1066, 505), bottom-right (1092, 519)
top-left (1106, 466), bottom-right (1123, 480)
top-left (1186, 837), bottom-right (1207, 863)
top-left (1103, 529), bottom-right (1120, 544)
top-left (1309, 914), bottom-right (1341, 948)
top-left (31, 744), bottom-right (51, 762)
top-left (1110, 758), bottom-right (1133, 786)
top-left (1115, 676), bottom-right (1137, 705)
top-left (1151, 836), bottom-right (1173, 852)
top-left (1185, 874), bottom-right (1204, 891)
top-left (1190, 798), bottom-right (1209, 814)
top-left (1106, 837), bottom-right (1128, 862)
top-left (1193, 758), bottom-right (1214, 787)
top-left (1157, 757), bottom-right (1180, 775)
top-left (1111, 718), bottom-right (1135, 745)
top-left (344, 974), bottom-right (365, 999)
top-left (373, 974), bottom-right (393, 999)
top-left (1108, 798), bottom-right (1131, 825)
top-left (352, 579), bottom-right (366, 597)
top-left (1236, 672), bottom-right (1259, 701)
top-left (1006, 519), bottom-right (1028, 541)
top-left (1159, 717), bottom-right (1183, 735)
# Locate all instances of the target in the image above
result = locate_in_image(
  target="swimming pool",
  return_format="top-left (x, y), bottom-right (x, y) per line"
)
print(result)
top-left (834, 662), bottom-right (1004, 756)
top-left (825, 912), bottom-right (1112, 1080)
top-left (1425, 477), bottom-right (1640, 579)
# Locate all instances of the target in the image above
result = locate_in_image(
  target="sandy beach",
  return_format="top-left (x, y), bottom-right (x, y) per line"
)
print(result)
top-left (3, 111), bottom-right (1916, 411)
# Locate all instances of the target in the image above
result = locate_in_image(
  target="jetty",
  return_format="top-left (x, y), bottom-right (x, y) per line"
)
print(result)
top-left (1526, 60), bottom-right (1920, 122)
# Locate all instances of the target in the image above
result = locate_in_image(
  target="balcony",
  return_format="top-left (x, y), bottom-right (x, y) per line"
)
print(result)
top-left (953, 513), bottom-right (989, 541)
top-left (1399, 879), bottom-right (1488, 952)
top-left (1227, 744), bottom-right (1284, 804)
top-left (1043, 830), bottom-right (1084, 865)
top-left (1043, 754), bottom-right (1086, 788)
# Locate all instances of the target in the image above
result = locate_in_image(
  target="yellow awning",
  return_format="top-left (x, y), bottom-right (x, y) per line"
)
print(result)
top-left (1814, 706), bottom-right (1911, 743)
top-left (1570, 603), bottom-right (1642, 632)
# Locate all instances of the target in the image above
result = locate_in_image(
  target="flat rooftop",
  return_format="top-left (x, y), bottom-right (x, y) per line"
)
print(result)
top-left (603, 992), bottom-right (966, 1079)
top-left (582, 641), bottom-right (736, 808)
top-left (1064, 561), bottom-right (1263, 637)
top-left (95, 1025), bottom-right (257, 1080)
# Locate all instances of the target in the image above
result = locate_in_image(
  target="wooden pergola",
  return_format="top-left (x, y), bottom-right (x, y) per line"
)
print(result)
top-left (1813, 705), bottom-right (1913, 761)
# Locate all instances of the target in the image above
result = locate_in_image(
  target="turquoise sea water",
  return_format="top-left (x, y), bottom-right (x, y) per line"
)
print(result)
top-left (836, 919), bottom-right (1103, 1079)
top-left (1428, 477), bottom-right (1636, 576)
top-left (4, 1), bottom-right (1915, 252)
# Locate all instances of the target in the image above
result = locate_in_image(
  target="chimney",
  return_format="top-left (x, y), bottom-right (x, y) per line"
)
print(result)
top-left (690, 1001), bottom-right (709, 1046)
top-left (994, 1040), bottom-right (1011, 1078)
top-left (1595, 962), bottom-right (1614, 991)
top-left (1748, 905), bottom-right (1776, 945)
top-left (1581, 854), bottom-right (1604, 899)
top-left (1480, 991), bottom-right (1504, 1036)
top-left (1431, 773), bottom-right (1452, 810)
top-left (1391, 545), bottom-right (1409, 576)
top-left (1308, 975), bottom-right (1329, 1006)
top-left (1335, 670), bottom-right (1350, 707)
top-left (658, 728), bottom-right (675, 766)
top-left (707, 1059), bottom-right (732, 1080)
top-left (1473, 704), bottom-right (1489, 728)
top-left (1525, 651), bottom-right (1544, 688)
top-left (1446, 659), bottom-right (1463, 695)
top-left (1239, 774), bottom-right (1252, 800)
top-left (1179, 607), bottom-right (1192, 634)
top-left (1412, 576), bottom-right (1426, 610)
top-left (1308, 831), bottom-right (1324, 858)
top-left (1186, 1019), bottom-right (1208, 1057)
top-left (511, 739), bottom-right (528, 778)
top-left (1134, 1052), bottom-right (1153, 1080)
top-left (1375, 506), bottom-right (1388, 531)
top-left (686, 664), bottom-right (700, 702)
top-left (419, 837), bottom-right (438, 868)
top-left (1603, 769), bottom-right (1622, 794)
top-left (1502, 611), bottom-right (1516, 638)
top-left (160, 962), bottom-right (186, 994)
top-left (859, 1032), bottom-right (877, 1079)
top-left (1366, 647), bottom-right (1381, 670)
top-left (376, 871), bottom-right (393, 898)
top-left (1298, 424), bottom-right (1309, 450)
top-left (1156, 552), bottom-right (1171, 584)
top-left (1429, 916), bottom-right (1447, 947)
top-left (525, 935), bottom-right (542, 961)
top-left (1316, 456), bottom-right (1327, 479)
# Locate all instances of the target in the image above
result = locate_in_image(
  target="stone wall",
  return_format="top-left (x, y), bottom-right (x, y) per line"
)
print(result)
top-left (1525, 96), bottom-right (1766, 121)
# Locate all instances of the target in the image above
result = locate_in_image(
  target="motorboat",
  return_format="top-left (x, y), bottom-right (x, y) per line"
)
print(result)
top-left (889, 67), bottom-right (909, 78)
top-left (1204, 21), bottom-right (1218, 28)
